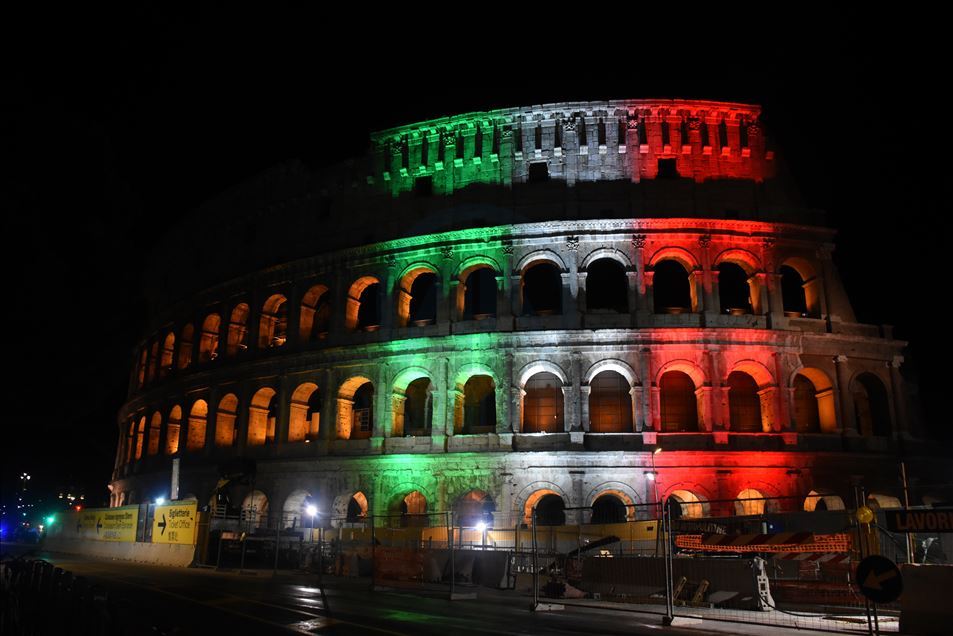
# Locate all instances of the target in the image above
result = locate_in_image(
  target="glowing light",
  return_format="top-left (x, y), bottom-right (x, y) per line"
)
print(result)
top-left (475, 521), bottom-right (487, 532)
top-left (155, 497), bottom-right (165, 505)
top-left (306, 505), bottom-right (318, 517)
top-left (645, 472), bottom-right (657, 481)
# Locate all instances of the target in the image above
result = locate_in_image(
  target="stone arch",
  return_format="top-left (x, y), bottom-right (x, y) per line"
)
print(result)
top-left (226, 302), bottom-right (250, 356)
top-left (282, 489), bottom-right (315, 529)
top-left (453, 490), bottom-right (496, 528)
top-left (147, 411), bottom-right (162, 456)
top-left (586, 482), bottom-right (641, 521)
top-left (214, 393), bottom-right (239, 448)
top-left (299, 283), bottom-right (331, 341)
top-left (186, 399), bottom-right (208, 451)
top-left (241, 490), bottom-right (269, 528)
top-left (584, 359), bottom-right (639, 386)
top-left (396, 262), bottom-right (439, 327)
top-left (159, 332), bottom-right (175, 377)
top-left (453, 362), bottom-right (498, 387)
top-left (515, 249), bottom-right (567, 274)
top-left (867, 493), bottom-right (903, 510)
top-left (198, 313), bottom-right (221, 362)
top-left (655, 359), bottom-right (706, 388)
top-left (804, 489), bottom-right (846, 512)
top-left (387, 482), bottom-right (434, 525)
top-left (392, 367), bottom-right (434, 437)
top-left (516, 481), bottom-right (570, 525)
top-left (518, 360), bottom-right (569, 388)
top-left (457, 258), bottom-right (499, 320)
top-left (259, 294), bottom-right (289, 348)
top-left (521, 371), bottom-right (565, 433)
top-left (581, 247), bottom-right (632, 270)
top-left (648, 246), bottom-right (700, 271)
top-left (289, 382), bottom-right (321, 442)
top-left (345, 275), bottom-right (382, 331)
top-left (713, 248), bottom-right (761, 274)
top-left (177, 323), bottom-right (194, 369)
top-left (735, 488), bottom-right (769, 516)
top-left (330, 491), bottom-right (369, 527)
top-left (779, 256), bottom-right (822, 318)
top-left (851, 372), bottom-right (892, 436)
top-left (337, 376), bottom-right (374, 439)
top-left (791, 367), bottom-right (837, 433)
top-left (247, 386), bottom-right (278, 446)
top-left (165, 405), bottom-right (182, 455)
top-left (666, 489), bottom-right (710, 519)
top-left (729, 359), bottom-right (775, 388)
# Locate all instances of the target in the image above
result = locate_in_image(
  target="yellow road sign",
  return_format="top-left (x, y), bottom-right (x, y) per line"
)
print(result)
top-left (151, 501), bottom-right (198, 545)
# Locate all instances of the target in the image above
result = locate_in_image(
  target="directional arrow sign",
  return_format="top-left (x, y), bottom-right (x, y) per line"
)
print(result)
top-left (855, 555), bottom-right (902, 603)
top-left (158, 514), bottom-right (167, 536)
top-left (96, 518), bottom-right (103, 534)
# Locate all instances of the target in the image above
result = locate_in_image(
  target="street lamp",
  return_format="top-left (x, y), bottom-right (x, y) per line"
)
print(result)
top-left (475, 520), bottom-right (488, 550)
top-left (306, 504), bottom-right (318, 542)
top-left (650, 447), bottom-right (662, 511)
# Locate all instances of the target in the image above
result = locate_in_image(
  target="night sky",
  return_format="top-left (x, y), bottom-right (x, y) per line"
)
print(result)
top-left (5, 11), bottom-right (949, 508)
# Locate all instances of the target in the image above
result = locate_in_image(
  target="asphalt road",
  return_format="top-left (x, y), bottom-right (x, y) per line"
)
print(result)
top-left (1, 546), bottom-right (841, 636)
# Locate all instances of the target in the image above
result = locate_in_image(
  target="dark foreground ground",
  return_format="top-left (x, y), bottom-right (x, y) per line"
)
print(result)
top-left (1, 544), bottom-right (856, 635)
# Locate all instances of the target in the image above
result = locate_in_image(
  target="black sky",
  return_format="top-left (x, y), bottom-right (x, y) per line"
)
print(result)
top-left (4, 10), bottom-right (950, 506)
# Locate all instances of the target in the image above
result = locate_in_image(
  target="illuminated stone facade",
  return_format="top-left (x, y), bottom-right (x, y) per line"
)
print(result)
top-left (111, 100), bottom-right (935, 527)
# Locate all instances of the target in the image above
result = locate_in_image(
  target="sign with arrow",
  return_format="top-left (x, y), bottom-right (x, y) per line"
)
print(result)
top-left (855, 555), bottom-right (903, 603)
top-left (68, 505), bottom-right (138, 542)
top-left (151, 501), bottom-right (197, 545)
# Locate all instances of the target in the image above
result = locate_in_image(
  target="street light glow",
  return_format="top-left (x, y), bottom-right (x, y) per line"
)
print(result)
top-left (306, 505), bottom-right (318, 517)
top-left (155, 497), bottom-right (165, 505)
top-left (475, 521), bottom-right (487, 532)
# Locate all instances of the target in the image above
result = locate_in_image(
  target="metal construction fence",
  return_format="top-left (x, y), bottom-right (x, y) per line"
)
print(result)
top-left (199, 497), bottom-right (950, 634)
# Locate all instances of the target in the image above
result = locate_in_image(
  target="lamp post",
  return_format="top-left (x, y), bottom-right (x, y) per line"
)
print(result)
top-left (648, 447), bottom-right (662, 508)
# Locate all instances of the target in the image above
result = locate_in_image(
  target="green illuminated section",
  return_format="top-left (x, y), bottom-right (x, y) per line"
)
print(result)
top-left (370, 109), bottom-right (516, 197)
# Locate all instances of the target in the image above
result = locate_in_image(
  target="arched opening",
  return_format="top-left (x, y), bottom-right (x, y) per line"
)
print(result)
top-left (403, 377), bottom-right (433, 436)
top-left (347, 492), bottom-right (368, 523)
top-left (241, 490), bottom-right (269, 528)
top-left (259, 294), bottom-right (289, 348)
top-left (214, 394), bottom-right (239, 448)
top-left (351, 383), bottom-right (374, 439)
top-left (668, 490), bottom-right (706, 519)
top-left (396, 268), bottom-right (437, 327)
top-left (589, 370), bottom-right (633, 433)
top-left (591, 494), bottom-right (627, 524)
top-left (659, 371), bottom-right (699, 432)
top-left (718, 262), bottom-right (752, 314)
top-left (147, 412), bottom-right (162, 456)
top-left (226, 303), bottom-right (250, 356)
top-left (462, 375), bottom-right (496, 433)
top-left (460, 265), bottom-right (497, 320)
top-left (653, 260), bottom-right (692, 314)
top-left (282, 490), bottom-right (315, 530)
top-left (522, 372), bottom-right (564, 433)
top-left (867, 494), bottom-right (903, 510)
top-left (400, 491), bottom-right (429, 528)
top-left (794, 368), bottom-right (837, 433)
top-left (177, 324), bottom-right (193, 369)
top-left (134, 416), bottom-right (146, 460)
top-left (299, 285), bottom-right (330, 341)
top-left (728, 371), bottom-right (762, 432)
top-left (187, 400), bottom-right (207, 451)
top-left (159, 333), bottom-right (175, 378)
top-left (198, 314), bottom-right (220, 363)
top-left (137, 349), bottom-right (147, 388)
top-left (346, 277), bottom-right (381, 331)
top-left (780, 260), bottom-right (821, 318)
top-left (247, 387), bottom-right (278, 446)
top-left (521, 262), bottom-right (562, 316)
top-left (804, 490), bottom-right (846, 512)
top-left (165, 405), bottom-right (182, 455)
top-left (289, 383), bottom-right (320, 442)
top-left (454, 490), bottom-right (495, 528)
top-left (735, 488), bottom-right (766, 516)
top-left (853, 373), bottom-right (891, 436)
top-left (586, 258), bottom-right (628, 313)
top-left (534, 494), bottom-right (566, 526)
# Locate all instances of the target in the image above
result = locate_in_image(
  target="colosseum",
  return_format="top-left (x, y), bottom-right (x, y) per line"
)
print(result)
top-left (110, 98), bottom-right (942, 530)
